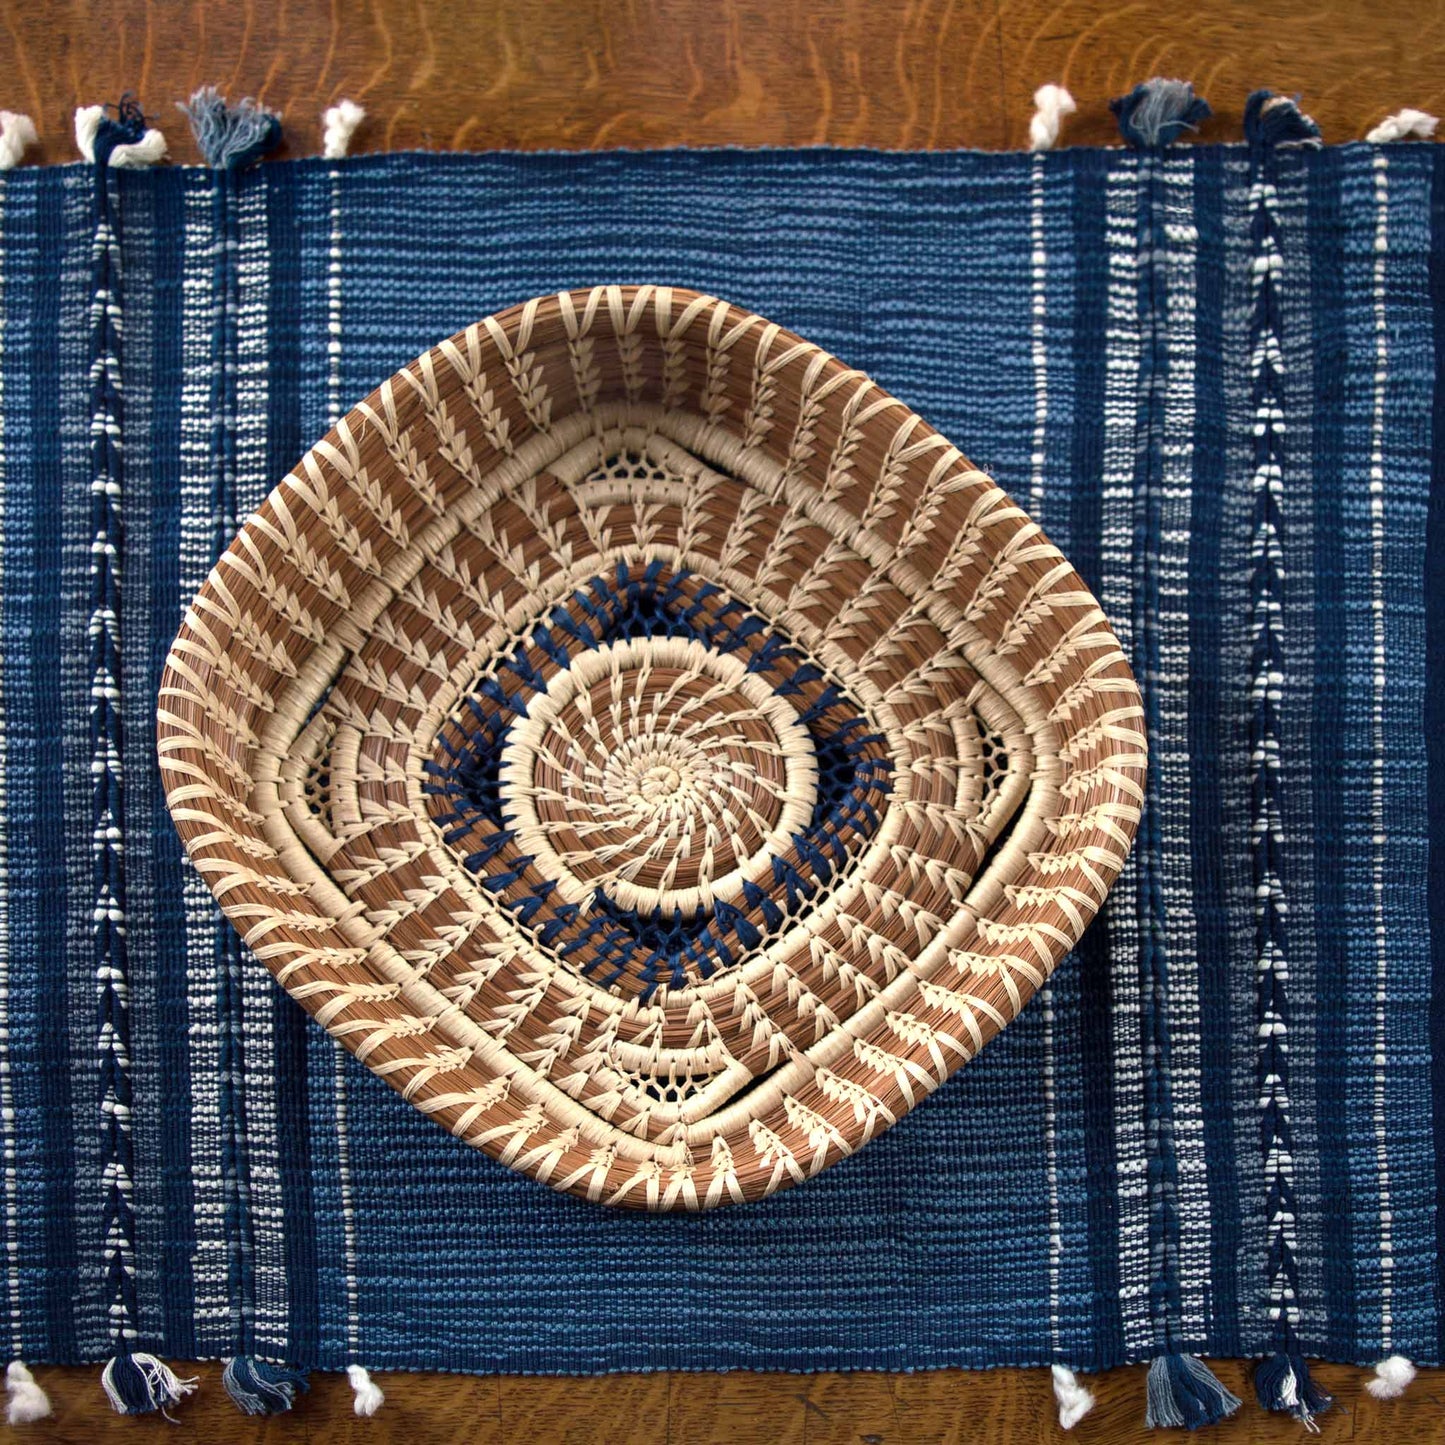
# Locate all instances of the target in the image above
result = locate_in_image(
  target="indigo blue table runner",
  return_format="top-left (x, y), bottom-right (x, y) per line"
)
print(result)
top-left (0, 141), bottom-right (1441, 1379)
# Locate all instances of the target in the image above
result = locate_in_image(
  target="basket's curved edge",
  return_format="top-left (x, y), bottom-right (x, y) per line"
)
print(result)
top-left (157, 284), bottom-right (1148, 1210)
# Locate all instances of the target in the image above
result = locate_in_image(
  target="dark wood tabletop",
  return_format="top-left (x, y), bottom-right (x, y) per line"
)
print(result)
top-left (5, 0), bottom-right (1444, 162)
top-left (3, 1), bottom-right (1444, 1439)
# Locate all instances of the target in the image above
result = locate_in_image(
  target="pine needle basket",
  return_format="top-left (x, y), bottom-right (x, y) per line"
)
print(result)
top-left (158, 285), bottom-right (1147, 1211)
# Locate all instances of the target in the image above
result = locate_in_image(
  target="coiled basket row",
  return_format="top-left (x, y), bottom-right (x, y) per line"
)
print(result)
top-left (159, 286), bottom-right (1146, 1210)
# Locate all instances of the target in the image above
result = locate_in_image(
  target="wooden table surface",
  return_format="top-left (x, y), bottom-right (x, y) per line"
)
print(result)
top-left (4, 0), bottom-right (1445, 161)
top-left (20, 1357), bottom-right (1445, 1443)
top-left (3, 0), bottom-right (1444, 1440)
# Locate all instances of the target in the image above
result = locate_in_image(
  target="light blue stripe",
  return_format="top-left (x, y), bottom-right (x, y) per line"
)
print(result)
top-left (1337, 142), bottom-right (1394, 1351)
top-left (176, 166), bottom-right (229, 1354)
top-left (1029, 152), bottom-right (1094, 1367)
top-left (1378, 147), bottom-right (1436, 1358)
top-left (1216, 151), bottom-right (1266, 1351)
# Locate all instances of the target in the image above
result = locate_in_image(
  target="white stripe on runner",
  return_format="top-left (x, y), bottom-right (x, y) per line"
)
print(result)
top-left (178, 175), bottom-right (229, 1347)
top-left (1029, 153), bottom-right (1050, 513)
top-left (0, 174), bottom-right (21, 1363)
top-left (1158, 153), bottom-right (1211, 1341)
top-left (234, 176), bottom-right (288, 1356)
top-left (1367, 148), bottom-right (1395, 1352)
top-left (327, 161), bottom-right (362, 1364)
top-left (1028, 151), bottom-right (1063, 1358)
top-left (1100, 155), bottom-right (1150, 1355)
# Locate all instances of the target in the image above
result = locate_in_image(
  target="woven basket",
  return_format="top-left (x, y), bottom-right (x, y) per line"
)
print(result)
top-left (159, 286), bottom-right (1146, 1210)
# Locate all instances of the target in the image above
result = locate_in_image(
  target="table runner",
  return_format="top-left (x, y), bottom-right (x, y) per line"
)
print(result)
top-left (0, 122), bottom-right (1440, 1396)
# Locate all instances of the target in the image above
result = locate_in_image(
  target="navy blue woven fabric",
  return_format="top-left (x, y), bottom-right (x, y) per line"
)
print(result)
top-left (0, 144), bottom-right (1440, 1375)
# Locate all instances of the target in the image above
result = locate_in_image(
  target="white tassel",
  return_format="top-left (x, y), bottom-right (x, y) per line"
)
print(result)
top-left (1366, 1354), bottom-right (1417, 1399)
top-left (347, 1364), bottom-right (384, 1416)
top-left (73, 105), bottom-right (167, 168)
top-left (5, 1362), bottom-right (52, 1425)
top-left (322, 101), bottom-right (365, 160)
top-left (1051, 1363), bottom-right (1096, 1429)
top-left (1365, 109), bottom-right (1438, 143)
top-left (0, 112), bottom-right (38, 171)
top-left (73, 105), bottom-right (101, 160)
top-left (1029, 84), bottom-right (1077, 152)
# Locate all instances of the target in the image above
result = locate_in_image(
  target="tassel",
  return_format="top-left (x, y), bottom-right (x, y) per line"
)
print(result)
top-left (100, 1352), bottom-right (198, 1417)
top-left (179, 87), bottom-right (282, 169)
top-left (1366, 109), bottom-right (1439, 143)
top-left (5, 1361), bottom-right (52, 1425)
top-left (1111, 78), bottom-right (1211, 149)
top-left (1051, 1364), bottom-right (1096, 1430)
top-left (1255, 1352), bottom-right (1333, 1432)
top-left (347, 1363), bottom-right (384, 1416)
top-left (74, 101), bottom-right (167, 168)
top-left (0, 112), bottom-right (37, 170)
top-left (220, 1355), bottom-right (310, 1416)
top-left (1366, 1354), bottom-right (1417, 1400)
top-left (322, 101), bottom-right (366, 160)
top-left (1144, 1354), bottom-right (1241, 1430)
top-left (1243, 91), bottom-right (1322, 149)
top-left (1028, 84), bottom-right (1077, 152)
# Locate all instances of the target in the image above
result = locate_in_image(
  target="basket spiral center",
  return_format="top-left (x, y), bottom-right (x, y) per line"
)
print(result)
top-left (499, 636), bottom-right (819, 917)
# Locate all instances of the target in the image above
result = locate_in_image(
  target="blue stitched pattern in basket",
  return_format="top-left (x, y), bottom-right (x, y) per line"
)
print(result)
top-left (423, 560), bottom-right (893, 999)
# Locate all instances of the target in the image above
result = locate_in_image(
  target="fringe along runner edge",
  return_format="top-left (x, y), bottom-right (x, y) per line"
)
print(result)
top-left (0, 81), bottom-right (1439, 1428)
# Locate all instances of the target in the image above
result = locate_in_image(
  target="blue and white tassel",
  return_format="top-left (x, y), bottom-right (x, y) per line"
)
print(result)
top-left (74, 101), bottom-right (166, 167)
top-left (179, 87), bottom-right (282, 168)
top-left (1111, 76), bottom-right (1210, 149)
top-left (221, 1356), bottom-right (310, 1416)
top-left (1144, 1355), bottom-right (1242, 1431)
top-left (100, 1354), bottom-right (198, 1417)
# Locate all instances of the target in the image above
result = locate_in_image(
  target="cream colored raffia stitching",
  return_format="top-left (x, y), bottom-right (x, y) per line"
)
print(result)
top-left (159, 286), bottom-right (1146, 1210)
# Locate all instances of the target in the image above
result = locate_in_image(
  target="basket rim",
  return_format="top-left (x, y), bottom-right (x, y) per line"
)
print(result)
top-left (158, 284), bottom-right (1147, 1210)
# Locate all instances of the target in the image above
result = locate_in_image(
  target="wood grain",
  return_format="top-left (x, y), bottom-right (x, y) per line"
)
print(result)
top-left (4, 0), bottom-right (1445, 1439)
top-left (19, 1357), bottom-right (1445, 1442)
top-left (0, 0), bottom-right (1442, 164)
